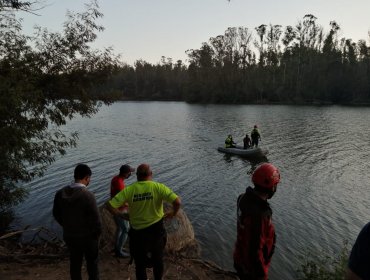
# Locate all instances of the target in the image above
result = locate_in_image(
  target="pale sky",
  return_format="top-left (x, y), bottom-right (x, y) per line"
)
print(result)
top-left (19, 0), bottom-right (370, 65)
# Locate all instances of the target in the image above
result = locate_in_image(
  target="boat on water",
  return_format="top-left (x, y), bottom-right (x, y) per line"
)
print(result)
top-left (217, 145), bottom-right (268, 157)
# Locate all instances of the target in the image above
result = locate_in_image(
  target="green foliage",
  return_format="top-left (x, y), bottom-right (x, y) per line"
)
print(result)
top-left (110, 15), bottom-right (370, 105)
top-left (297, 242), bottom-right (349, 280)
top-left (0, 0), bottom-right (31, 12)
top-left (0, 1), bottom-right (120, 214)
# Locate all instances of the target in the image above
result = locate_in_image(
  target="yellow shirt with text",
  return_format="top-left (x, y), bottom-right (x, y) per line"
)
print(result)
top-left (109, 180), bottom-right (178, 230)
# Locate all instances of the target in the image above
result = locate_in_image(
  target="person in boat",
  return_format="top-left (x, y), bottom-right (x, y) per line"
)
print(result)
top-left (251, 125), bottom-right (261, 148)
top-left (110, 164), bottom-right (135, 258)
top-left (233, 163), bottom-right (281, 280)
top-left (106, 163), bottom-right (181, 280)
top-left (225, 134), bottom-right (236, 148)
top-left (346, 222), bottom-right (370, 280)
top-left (243, 134), bottom-right (251, 149)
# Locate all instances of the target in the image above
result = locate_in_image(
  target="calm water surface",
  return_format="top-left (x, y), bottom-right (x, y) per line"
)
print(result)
top-left (12, 102), bottom-right (370, 279)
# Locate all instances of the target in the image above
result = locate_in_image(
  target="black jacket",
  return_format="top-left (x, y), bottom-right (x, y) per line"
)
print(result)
top-left (53, 186), bottom-right (102, 239)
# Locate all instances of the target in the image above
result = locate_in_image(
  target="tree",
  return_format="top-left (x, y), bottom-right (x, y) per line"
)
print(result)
top-left (0, 0), bottom-right (120, 221)
top-left (255, 24), bottom-right (267, 66)
top-left (0, 0), bottom-right (45, 14)
top-left (0, 0), bottom-right (30, 11)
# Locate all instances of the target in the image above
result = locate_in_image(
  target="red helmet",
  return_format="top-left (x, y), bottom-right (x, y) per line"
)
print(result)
top-left (252, 163), bottom-right (280, 190)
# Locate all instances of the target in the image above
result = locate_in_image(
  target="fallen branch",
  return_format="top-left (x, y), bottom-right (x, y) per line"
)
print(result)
top-left (0, 226), bottom-right (62, 242)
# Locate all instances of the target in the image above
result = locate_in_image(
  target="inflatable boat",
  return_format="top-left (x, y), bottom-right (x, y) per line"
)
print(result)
top-left (217, 145), bottom-right (268, 157)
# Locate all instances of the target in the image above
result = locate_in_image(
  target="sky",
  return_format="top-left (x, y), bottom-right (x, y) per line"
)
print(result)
top-left (19, 0), bottom-right (370, 65)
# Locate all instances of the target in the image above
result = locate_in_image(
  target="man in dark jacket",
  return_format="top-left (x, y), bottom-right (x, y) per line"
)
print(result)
top-left (243, 134), bottom-right (251, 149)
top-left (251, 125), bottom-right (261, 147)
top-left (53, 164), bottom-right (101, 280)
top-left (233, 163), bottom-right (280, 280)
top-left (347, 222), bottom-right (370, 280)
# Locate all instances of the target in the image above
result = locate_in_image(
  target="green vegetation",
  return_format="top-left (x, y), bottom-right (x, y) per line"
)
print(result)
top-left (297, 242), bottom-right (349, 280)
top-left (110, 15), bottom-right (370, 105)
top-left (0, 0), bottom-right (120, 223)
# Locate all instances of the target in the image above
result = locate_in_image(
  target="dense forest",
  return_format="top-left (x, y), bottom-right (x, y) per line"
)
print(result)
top-left (108, 15), bottom-right (370, 104)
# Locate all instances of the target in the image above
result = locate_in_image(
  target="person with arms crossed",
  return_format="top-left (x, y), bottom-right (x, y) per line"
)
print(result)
top-left (110, 164), bottom-right (135, 258)
top-left (233, 163), bottom-right (281, 280)
top-left (106, 163), bottom-right (181, 280)
top-left (53, 163), bottom-right (101, 280)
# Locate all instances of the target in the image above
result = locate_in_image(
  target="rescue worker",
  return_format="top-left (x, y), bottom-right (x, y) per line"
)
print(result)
top-left (251, 125), bottom-right (261, 148)
top-left (225, 134), bottom-right (236, 148)
top-left (233, 163), bottom-right (280, 280)
top-left (106, 163), bottom-right (181, 280)
top-left (243, 134), bottom-right (251, 149)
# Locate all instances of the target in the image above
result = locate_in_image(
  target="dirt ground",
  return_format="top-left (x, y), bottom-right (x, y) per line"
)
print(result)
top-left (0, 252), bottom-right (238, 280)
top-left (0, 208), bottom-right (237, 279)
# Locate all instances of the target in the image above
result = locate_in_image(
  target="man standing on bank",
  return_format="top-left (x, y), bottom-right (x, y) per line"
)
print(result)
top-left (106, 163), bottom-right (181, 280)
top-left (110, 164), bottom-right (135, 258)
top-left (233, 163), bottom-right (281, 280)
top-left (53, 163), bottom-right (101, 280)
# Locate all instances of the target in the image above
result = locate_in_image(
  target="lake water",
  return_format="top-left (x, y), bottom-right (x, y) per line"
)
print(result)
top-left (12, 102), bottom-right (370, 279)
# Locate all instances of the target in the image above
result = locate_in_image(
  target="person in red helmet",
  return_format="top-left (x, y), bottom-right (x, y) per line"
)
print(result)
top-left (233, 163), bottom-right (280, 280)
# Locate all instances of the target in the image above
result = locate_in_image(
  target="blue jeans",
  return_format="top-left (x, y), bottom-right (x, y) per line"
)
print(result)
top-left (113, 215), bottom-right (129, 256)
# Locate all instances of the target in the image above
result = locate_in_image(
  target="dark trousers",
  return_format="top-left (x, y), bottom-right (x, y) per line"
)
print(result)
top-left (251, 138), bottom-right (259, 147)
top-left (129, 220), bottom-right (167, 280)
top-left (234, 262), bottom-right (259, 280)
top-left (64, 236), bottom-right (99, 280)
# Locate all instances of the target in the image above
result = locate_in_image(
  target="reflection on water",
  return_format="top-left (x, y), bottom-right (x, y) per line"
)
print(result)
top-left (12, 102), bottom-right (370, 279)
top-left (221, 153), bottom-right (267, 175)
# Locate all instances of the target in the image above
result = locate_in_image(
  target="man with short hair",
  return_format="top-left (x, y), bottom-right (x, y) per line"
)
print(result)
top-left (53, 164), bottom-right (101, 280)
top-left (233, 163), bottom-right (280, 280)
top-left (106, 163), bottom-right (181, 280)
top-left (110, 164), bottom-right (135, 258)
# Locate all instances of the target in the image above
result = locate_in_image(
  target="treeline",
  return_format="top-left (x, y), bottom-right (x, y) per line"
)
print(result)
top-left (108, 15), bottom-right (370, 104)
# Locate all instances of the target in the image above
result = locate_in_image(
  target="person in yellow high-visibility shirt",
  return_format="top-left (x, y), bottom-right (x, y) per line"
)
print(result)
top-left (225, 134), bottom-right (236, 148)
top-left (106, 163), bottom-right (181, 280)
